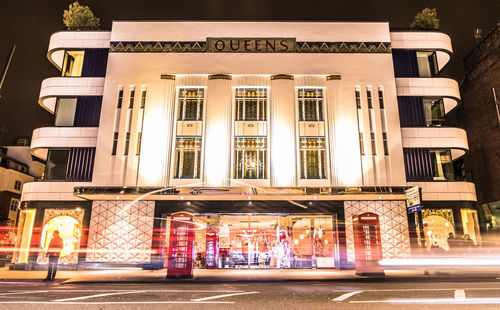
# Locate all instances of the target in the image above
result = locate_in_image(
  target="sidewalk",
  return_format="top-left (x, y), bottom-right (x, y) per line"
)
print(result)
top-left (1, 266), bottom-right (499, 284)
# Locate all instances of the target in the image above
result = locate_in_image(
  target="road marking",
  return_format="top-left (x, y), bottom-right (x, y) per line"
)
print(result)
top-left (455, 289), bottom-right (466, 299)
top-left (53, 290), bottom-right (145, 302)
top-left (191, 291), bottom-right (259, 302)
top-left (332, 291), bottom-right (362, 301)
top-left (350, 298), bottom-right (500, 304)
top-left (0, 301), bottom-right (234, 304)
top-left (43, 289), bottom-right (242, 293)
top-left (315, 287), bottom-right (500, 292)
top-left (0, 290), bottom-right (48, 296)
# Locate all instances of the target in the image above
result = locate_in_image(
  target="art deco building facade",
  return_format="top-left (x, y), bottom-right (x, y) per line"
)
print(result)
top-left (13, 22), bottom-right (479, 270)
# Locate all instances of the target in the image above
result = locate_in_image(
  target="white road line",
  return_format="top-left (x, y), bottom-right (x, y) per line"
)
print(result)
top-left (0, 301), bottom-right (234, 304)
top-left (43, 289), bottom-right (243, 293)
top-left (317, 287), bottom-right (500, 292)
top-left (332, 291), bottom-right (362, 302)
top-left (350, 297), bottom-right (500, 304)
top-left (455, 289), bottom-right (466, 299)
top-left (53, 290), bottom-right (145, 302)
top-left (0, 290), bottom-right (48, 296)
top-left (191, 291), bottom-right (259, 302)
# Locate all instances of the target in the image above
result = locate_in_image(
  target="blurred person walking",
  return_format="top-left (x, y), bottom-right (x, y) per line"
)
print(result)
top-left (44, 230), bottom-right (63, 281)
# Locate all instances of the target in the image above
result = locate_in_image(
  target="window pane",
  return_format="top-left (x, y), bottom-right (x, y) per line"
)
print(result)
top-left (245, 99), bottom-right (258, 120)
top-left (298, 89), bottom-right (323, 121)
top-left (44, 150), bottom-right (69, 181)
top-left (235, 88), bottom-right (267, 121)
top-left (417, 51), bottom-right (438, 78)
top-left (423, 98), bottom-right (445, 126)
top-left (299, 138), bottom-right (326, 179)
top-left (62, 51), bottom-right (85, 77)
top-left (184, 99), bottom-right (199, 120)
top-left (178, 88), bottom-right (204, 121)
top-left (234, 137), bottom-right (267, 179)
top-left (54, 98), bottom-right (77, 126)
top-left (174, 138), bottom-right (201, 179)
top-left (431, 150), bottom-right (454, 181)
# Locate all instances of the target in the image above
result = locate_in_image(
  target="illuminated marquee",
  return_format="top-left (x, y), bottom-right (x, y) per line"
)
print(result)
top-left (207, 38), bottom-right (296, 53)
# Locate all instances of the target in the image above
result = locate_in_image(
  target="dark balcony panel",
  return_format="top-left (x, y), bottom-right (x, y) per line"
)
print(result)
top-left (74, 96), bottom-right (102, 127)
top-left (403, 148), bottom-right (434, 182)
top-left (66, 148), bottom-right (95, 182)
top-left (392, 49), bottom-right (419, 77)
top-left (397, 96), bottom-right (426, 127)
top-left (81, 49), bottom-right (109, 77)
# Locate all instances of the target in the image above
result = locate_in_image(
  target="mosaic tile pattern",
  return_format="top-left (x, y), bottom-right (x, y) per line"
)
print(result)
top-left (86, 200), bottom-right (155, 263)
top-left (344, 200), bottom-right (411, 262)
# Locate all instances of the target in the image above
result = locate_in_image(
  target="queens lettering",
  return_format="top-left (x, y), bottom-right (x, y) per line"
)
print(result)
top-left (208, 38), bottom-right (295, 53)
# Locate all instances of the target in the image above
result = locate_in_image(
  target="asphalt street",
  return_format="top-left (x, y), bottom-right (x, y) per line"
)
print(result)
top-left (2, 277), bottom-right (500, 309)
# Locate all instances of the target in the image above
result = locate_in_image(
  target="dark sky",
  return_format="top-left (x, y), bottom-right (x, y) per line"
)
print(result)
top-left (0, 0), bottom-right (498, 145)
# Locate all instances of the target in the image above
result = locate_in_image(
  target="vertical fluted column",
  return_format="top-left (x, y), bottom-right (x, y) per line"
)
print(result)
top-left (326, 75), bottom-right (363, 186)
top-left (204, 74), bottom-right (232, 187)
top-left (270, 75), bottom-right (297, 187)
top-left (137, 75), bottom-right (176, 187)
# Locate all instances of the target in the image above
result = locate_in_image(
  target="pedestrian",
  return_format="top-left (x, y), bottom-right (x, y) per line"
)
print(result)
top-left (462, 234), bottom-right (475, 254)
top-left (447, 232), bottom-right (459, 255)
top-left (44, 230), bottom-right (63, 281)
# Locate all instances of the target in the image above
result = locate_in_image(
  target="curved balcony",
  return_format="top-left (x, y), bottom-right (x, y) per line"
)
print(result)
top-left (407, 181), bottom-right (476, 202)
top-left (396, 77), bottom-right (460, 113)
top-left (401, 127), bottom-right (468, 159)
top-left (39, 77), bottom-right (104, 113)
top-left (22, 181), bottom-right (89, 201)
top-left (30, 127), bottom-right (98, 159)
top-left (47, 31), bottom-right (111, 70)
top-left (390, 31), bottom-right (453, 70)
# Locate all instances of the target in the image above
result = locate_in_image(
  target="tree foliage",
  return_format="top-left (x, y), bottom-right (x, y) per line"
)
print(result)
top-left (410, 8), bottom-right (439, 30)
top-left (63, 1), bottom-right (100, 30)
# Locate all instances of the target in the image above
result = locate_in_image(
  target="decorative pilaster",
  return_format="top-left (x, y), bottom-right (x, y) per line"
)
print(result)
top-left (270, 75), bottom-right (297, 187)
top-left (325, 75), bottom-right (363, 186)
top-left (204, 74), bottom-right (232, 186)
top-left (137, 75), bottom-right (176, 186)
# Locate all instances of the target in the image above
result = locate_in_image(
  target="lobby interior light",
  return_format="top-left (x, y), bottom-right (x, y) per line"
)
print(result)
top-left (115, 196), bottom-right (120, 200)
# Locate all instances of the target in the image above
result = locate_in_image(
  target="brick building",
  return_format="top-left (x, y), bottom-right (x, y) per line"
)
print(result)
top-left (458, 23), bottom-right (500, 229)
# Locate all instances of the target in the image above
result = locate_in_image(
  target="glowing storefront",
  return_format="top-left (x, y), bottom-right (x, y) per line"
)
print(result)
top-left (15, 21), bottom-right (481, 271)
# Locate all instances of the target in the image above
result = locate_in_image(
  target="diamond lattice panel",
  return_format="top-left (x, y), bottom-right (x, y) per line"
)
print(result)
top-left (344, 200), bottom-right (411, 262)
top-left (86, 200), bottom-right (155, 263)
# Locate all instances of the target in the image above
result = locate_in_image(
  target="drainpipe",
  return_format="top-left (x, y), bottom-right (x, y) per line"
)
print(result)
top-left (493, 88), bottom-right (500, 126)
top-left (0, 44), bottom-right (16, 98)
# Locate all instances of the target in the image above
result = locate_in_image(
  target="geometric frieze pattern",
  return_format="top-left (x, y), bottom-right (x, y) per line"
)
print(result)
top-left (344, 200), bottom-right (411, 262)
top-left (85, 200), bottom-right (155, 263)
top-left (110, 41), bottom-right (391, 54)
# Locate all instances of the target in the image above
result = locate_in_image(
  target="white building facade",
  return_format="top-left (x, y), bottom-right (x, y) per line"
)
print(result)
top-left (13, 22), bottom-right (479, 270)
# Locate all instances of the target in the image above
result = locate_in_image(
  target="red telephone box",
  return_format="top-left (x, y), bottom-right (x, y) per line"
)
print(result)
top-left (166, 212), bottom-right (195, 278)
top-left (353, 212), bottom-right (385, 276)
top-left (205, 230), bottom-right (218, 269)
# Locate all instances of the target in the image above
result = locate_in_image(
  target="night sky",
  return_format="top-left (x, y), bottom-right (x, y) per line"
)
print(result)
top-left (0, 0), bottom-right (498, 145)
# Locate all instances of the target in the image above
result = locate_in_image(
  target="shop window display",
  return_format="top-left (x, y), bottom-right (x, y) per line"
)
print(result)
top-left (422, 209), bottom-right (454, 251)
top-left (37, 209), bottom-right (84, 265)
top-left (461, 209), bottom-right (480, 246)
top-left (166, 214), bottom-right (337, 269)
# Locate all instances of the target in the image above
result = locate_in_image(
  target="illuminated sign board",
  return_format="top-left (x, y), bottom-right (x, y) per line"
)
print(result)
top-left (207, 38), bottom-right (296, 53)
top-left (405, 186), bottom-right (421, 214)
